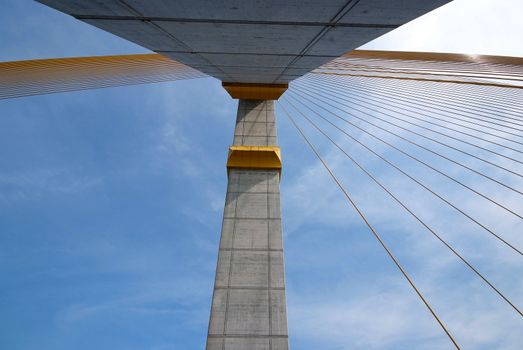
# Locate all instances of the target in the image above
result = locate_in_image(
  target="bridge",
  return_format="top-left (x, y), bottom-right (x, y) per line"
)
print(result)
top-left (0, 1), bottom-right (522, 349)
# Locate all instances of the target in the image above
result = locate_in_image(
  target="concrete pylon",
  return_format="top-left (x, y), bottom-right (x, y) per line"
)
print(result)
top-left (206, 99), bottom-right (289, 350)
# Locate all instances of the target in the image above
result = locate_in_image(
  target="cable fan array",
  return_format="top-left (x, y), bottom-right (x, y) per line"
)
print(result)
top-left (316, 50), bottom-right (523, 88)
top-left (1, 49), bottom-right (521, 348)
top-left (279, 51), bottom-right (523, 349)
top-left (0, 54), bottom-right (206, 100)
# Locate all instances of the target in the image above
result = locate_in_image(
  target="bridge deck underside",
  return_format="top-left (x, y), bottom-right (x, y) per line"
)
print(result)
top-left (38, 0), bottom-right (450, 84)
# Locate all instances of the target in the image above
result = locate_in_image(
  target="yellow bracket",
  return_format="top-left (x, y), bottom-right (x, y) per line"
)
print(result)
top-left (226, 146), bottom-right (282, 172)
top-left (222, 82), bottom-right (288, 100)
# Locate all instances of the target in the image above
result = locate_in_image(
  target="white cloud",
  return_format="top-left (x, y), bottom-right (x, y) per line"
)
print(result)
top-left (362, 0), bottom-right (523, 57)
top-left (0, 167), bottom-right (102, 206)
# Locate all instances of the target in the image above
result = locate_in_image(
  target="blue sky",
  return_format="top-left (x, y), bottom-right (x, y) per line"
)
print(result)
top-left (1, 1), bottom-right (522, 349)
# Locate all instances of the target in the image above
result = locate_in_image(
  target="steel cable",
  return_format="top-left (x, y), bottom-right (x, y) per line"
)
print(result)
top-left (278, 101), bottom-right (462, 350)
top-left (304, 75), bottom-right (523, 149)
top-left (281, 96), bottom-right (523, 317)
top-left (336, 73), bottom-right (523, 118)
top-left (286, 86), bottom-right (523, 196)
top-left (313, 74), bottom-right (523, 127)
top-left (285, 90), bottom-right (523, 256)
top-left (293, 82), bottom-right (523, 177)
top-left (298, 79), bottom-right (523, 157)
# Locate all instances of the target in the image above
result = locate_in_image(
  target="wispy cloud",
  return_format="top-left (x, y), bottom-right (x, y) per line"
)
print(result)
top-left (0, 167), bottom-right (102, 206)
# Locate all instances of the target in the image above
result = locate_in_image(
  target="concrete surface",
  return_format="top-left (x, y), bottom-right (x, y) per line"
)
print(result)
top-left (207, 100), bottom-right (288, 349)
top-left (37, 0), bottom-right (451, 84)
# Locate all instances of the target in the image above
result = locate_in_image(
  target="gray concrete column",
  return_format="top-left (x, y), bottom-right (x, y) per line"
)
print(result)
top-left (206, 100), bottom-right (289, 350)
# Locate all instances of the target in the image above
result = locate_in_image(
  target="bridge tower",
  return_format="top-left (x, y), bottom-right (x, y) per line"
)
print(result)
top-left (206, 84), bottom-right (288, 350)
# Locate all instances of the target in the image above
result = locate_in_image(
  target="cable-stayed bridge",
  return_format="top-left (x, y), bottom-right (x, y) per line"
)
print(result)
top-left (1, 1), bottom-right (522, 349)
